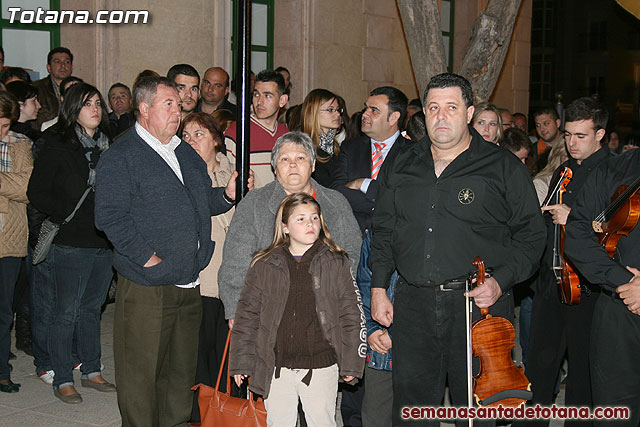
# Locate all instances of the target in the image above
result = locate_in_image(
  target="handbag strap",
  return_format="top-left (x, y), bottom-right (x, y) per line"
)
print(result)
top-left (215, 329), bottom-right (232, 393)
top-left (62, 186), bottom-right (92, 225)
top-left (214, 329), bottom-right (257, 401)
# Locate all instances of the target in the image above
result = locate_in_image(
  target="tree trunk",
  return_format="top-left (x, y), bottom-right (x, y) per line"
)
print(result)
top-left (396, 0), bottom-right (448, 98)
top-left (398, 0), bottom-right (522, 102)
top-left (459, 0), bottom-right (522, 102)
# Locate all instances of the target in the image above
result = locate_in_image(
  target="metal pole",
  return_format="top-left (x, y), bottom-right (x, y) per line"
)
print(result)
top-left (235, 0), bottom-right (251, 201)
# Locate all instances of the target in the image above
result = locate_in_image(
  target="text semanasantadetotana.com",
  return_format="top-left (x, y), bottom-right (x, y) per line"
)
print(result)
top-left (401, 404), bottom-right (630, 420)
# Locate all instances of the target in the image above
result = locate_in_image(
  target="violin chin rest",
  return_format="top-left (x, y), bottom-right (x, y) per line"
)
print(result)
top-left (475, 387), bottom-right (533, 407)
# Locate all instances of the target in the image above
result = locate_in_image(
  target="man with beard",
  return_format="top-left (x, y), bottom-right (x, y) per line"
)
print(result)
top-left (168, 64), bottom-right (200, 119)
top-left (528, 108), bottom-right (563, 174)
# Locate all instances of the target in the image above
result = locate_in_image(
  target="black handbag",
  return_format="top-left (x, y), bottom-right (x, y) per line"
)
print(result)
top-left (32, 186), bottom-right (92, 265)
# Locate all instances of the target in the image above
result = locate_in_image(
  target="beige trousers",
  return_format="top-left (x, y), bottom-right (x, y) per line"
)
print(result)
top-left (264, 364), bottom-right (339, 427)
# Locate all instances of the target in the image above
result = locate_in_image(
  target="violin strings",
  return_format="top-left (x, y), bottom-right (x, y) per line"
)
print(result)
top-left (596, 174), bottom-right (640, 223)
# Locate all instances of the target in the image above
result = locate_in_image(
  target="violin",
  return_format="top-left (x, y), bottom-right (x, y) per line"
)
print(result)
top-left (593, 174), bottom-right (640, 257)
top-left (546, 167), bottom-right (582, 305)
top-left (469, 257), bottom-right (532, 407)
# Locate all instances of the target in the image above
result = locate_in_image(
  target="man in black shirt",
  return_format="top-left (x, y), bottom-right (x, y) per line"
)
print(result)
top-left (370, 73), bottom-right (546, 425)
top-left (565, 149), bottom-right (640, 425)
top-left (520, 98), bottom-right (612, 427)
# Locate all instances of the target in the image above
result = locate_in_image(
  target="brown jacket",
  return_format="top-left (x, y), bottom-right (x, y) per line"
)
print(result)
top-left (0, 131), bottom-right (33, 258)
top-left (230, 243), bottom-right (366, 398)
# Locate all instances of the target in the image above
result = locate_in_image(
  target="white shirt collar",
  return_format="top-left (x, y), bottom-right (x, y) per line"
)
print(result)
top-left (135, 122), bottom-right (182, 151)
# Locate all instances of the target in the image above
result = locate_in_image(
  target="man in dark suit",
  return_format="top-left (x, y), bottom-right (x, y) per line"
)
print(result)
top-left (332, 86), bottom-right (410, 234)
top-left (331, 86), bottom-right (410, 427)
top-left (33, 47), bottom-right (73, 130)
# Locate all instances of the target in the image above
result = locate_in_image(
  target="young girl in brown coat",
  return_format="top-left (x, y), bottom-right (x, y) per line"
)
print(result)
top-left (230, 193), bottom-right (366, 427)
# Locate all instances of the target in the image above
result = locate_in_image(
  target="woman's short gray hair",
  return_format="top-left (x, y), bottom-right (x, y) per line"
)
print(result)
top-left (270, 131), bottom-right (316, 169)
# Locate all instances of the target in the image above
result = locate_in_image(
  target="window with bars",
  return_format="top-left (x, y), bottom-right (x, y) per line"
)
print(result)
top-left (530, 0), bottom-right (555, 103)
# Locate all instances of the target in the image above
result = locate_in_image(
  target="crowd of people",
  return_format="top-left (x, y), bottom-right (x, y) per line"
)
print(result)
top-left (0, 44), bottom-right (639, 427)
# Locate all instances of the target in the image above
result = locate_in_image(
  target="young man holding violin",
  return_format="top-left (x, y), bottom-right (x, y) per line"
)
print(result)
top-left (520, 97), bottom-right (613, 426)
top-left (564, 148), bottom-right (640, 425)
top-left (370, 73), bottom-right (546, 425)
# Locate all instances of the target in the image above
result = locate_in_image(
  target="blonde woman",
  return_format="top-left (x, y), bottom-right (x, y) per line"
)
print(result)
top-left (300, 89), bottom-right (342, 187)
top-left (472, 102), bottom-right (503, 144)
top-left (533, 137), bottom-right (569, 204)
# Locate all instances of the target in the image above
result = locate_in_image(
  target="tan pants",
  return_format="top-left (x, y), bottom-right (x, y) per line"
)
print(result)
top-left (264, 364), bottom-right (339, 427)
top-left (114, 274), bottom-right (202, 427)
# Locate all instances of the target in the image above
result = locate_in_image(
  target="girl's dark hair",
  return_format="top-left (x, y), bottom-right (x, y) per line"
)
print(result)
top-left (5, 80), bottom-right (38, 103)
top-left (211, 109), bottom-right (235, 133)
top-left (406, 111), bottom-right (426, 142)
top-left (286, 104), bottom-right (302, 131)
top-left (58, 83), bottom-right (111, 143)
top-left (345, 110), bottom-right (365, 140)
top-left (1, 67), bottom-right (32, 84)
top-left (60, 76), bottom-right (84, 97)
top-left (336, 95), bottom-right (350, 134)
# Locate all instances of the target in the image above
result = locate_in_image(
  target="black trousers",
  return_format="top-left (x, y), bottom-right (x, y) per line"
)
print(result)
top-left (590, 292), bottom-right (640, 426)
top-left (362, 366), bottom-right (393, 427)
top-left (340, 376), bottom-right (364, 427)
top-left (519, 286), bottom-right (599, 427)
top-left (191, 296), bottom-right (230, 422)
top-left (12, 257), bottom-right (30, 343)
top-left (392, 279), bottom-right (513, 426)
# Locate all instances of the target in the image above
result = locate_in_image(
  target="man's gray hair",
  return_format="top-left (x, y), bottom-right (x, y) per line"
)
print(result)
top-left (270, 131), bottom-right (316, 169)
top-left (133, 76), bottom-right (176, 113)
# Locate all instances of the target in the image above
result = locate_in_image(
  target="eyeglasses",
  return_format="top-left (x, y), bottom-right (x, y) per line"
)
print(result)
top-left (320, 107), bottom-right (343, 114)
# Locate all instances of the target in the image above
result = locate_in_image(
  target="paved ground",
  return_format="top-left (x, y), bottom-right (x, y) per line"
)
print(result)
top-left (1, 304), bottom-right (120, 427)
top-left (1, 304), bottom-right (565, 427)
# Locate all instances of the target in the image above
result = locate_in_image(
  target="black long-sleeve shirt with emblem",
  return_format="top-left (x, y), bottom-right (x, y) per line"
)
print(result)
top-left (565, 148), bottom-right (640, 291)
top-left (370, 128), bottom-right (546, 292)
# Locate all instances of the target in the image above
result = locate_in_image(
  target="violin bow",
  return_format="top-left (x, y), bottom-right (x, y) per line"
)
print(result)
top-left (465, 273), bottom-right (474, 426)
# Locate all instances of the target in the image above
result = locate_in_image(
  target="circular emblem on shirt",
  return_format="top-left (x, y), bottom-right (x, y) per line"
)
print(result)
top-left (458, 188), bottom-right (475, 205)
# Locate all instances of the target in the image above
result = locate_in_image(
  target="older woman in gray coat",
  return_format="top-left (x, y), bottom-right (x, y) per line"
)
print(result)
top-left (218, 131), bottom-right (362, 323)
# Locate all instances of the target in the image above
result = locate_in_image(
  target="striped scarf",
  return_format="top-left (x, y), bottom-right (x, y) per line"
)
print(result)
top-left (0, 140), bottom-right (11, 173)
top-left (0, 137), bottom-right (12, 232)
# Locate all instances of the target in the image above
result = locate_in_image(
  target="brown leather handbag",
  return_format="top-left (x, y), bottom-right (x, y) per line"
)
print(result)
top-left (192, 330), bottom-right (267, 427)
